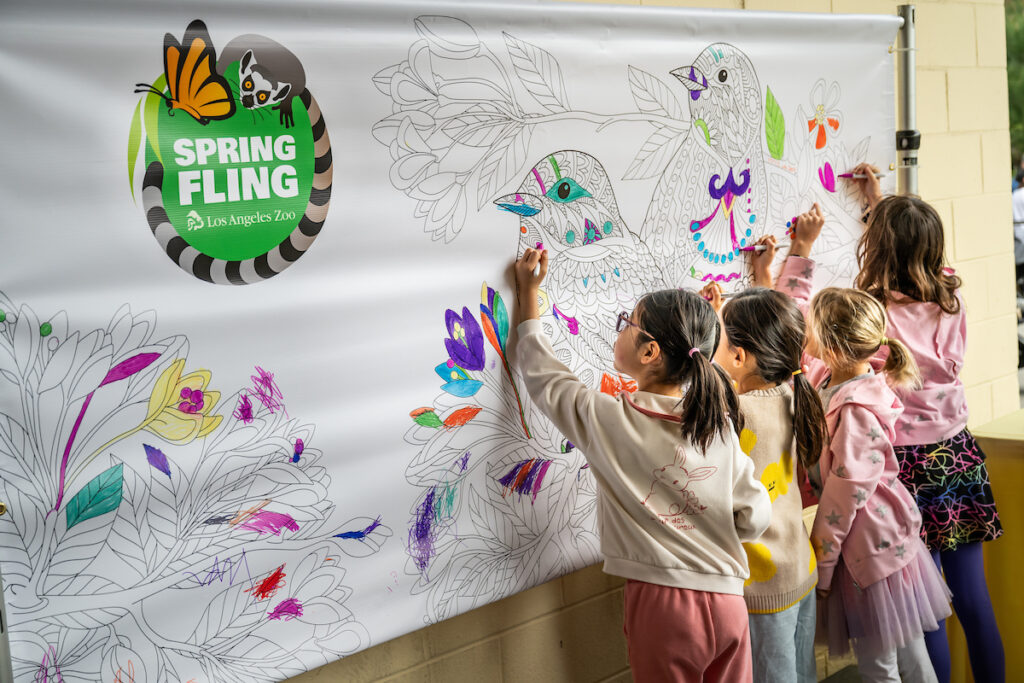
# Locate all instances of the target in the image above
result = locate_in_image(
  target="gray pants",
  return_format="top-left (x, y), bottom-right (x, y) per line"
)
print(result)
top-left (748, 589), bottom-right (817, 683)
top-left (852, 634), bottom-right (938, 683)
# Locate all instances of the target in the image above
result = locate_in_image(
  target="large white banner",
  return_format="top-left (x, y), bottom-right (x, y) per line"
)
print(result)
top-left (0, 2), bottom-right (899, 680)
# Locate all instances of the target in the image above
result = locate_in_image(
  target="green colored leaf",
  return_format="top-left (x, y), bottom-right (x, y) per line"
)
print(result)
top-left (411, 409), bottom-right (443, 429)
top-left (128, 100), bottom-right (142, 201)
top-left (66, 463), bottom-right (124, 530)
top-left (694, 119), bottom-right (711, 147)
top-left (765, 86), bottom-right (785, 161)
top-left (492, 291), bottom-right (509, 347)
top-left (144, 74), bottom-right (167, 164)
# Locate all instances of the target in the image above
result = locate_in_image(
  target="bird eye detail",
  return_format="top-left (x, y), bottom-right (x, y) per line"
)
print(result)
top-left (717, 69), bottom-right (728, 83)
top-left (545, 178), bottom-right (591, 204)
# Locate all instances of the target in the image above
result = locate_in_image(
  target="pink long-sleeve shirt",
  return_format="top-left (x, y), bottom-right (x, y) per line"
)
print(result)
top-left (872, 286), bottom-right (968, 446)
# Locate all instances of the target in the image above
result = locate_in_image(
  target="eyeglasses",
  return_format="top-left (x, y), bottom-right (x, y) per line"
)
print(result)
top-left (615, 311), bottom-right (655, 341)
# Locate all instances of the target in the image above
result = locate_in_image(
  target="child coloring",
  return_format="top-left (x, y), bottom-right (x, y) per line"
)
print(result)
top-left (773, 204), bottom-right (952, 683)
top-left (513, 247), bottom-right (771, 683)
top-left (701, 232), bottom-right (827, 683)
top-left (850, 165), bottom-right (1004, 683)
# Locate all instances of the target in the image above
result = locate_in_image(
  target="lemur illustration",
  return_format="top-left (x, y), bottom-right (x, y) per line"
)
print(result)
top-left (218, 34), bottom-right (306, 128)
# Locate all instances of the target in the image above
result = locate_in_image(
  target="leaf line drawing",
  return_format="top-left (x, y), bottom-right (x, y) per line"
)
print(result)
top-left (0, 292), bottom-right (389, 682)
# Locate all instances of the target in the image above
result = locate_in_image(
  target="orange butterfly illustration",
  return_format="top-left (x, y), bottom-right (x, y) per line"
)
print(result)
top-left (135, 20), bottom-right (235, 125)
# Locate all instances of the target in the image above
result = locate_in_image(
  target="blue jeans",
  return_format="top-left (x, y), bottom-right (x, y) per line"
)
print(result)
top-left (748, 589), bottom-right (816, 683)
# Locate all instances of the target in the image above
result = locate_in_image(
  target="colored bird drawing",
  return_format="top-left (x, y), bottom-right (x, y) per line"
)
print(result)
top-left (640, 43), bottom-right (767, 290)
top-left (496, 150), bottom-right (661, 386)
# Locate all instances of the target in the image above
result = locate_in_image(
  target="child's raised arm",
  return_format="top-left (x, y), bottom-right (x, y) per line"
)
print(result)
top-left (749, 235), bottom-right (777, 288)
top-left (844, 162), bottom-right (883, 215)
top-left (775, 203), bottom-right (824, 309)
top-left (514, 247), bottom-right (549, 324)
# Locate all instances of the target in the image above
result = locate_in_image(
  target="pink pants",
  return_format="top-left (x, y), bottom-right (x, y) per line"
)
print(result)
top-left (623, 580), bottom-right (752, 683)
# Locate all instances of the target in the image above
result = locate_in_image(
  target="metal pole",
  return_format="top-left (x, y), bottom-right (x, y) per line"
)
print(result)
top-left (896, 5), bottom-right (920, 195)
top-left (0, 501), bottom-right (15, 683)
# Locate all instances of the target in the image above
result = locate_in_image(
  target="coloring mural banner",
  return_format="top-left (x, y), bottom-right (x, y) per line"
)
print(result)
top-left (0, 1), bottom-right (899, 680)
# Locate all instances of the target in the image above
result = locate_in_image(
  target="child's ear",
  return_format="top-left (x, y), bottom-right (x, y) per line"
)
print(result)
top-left (639, 340), bottom-right (661, 366)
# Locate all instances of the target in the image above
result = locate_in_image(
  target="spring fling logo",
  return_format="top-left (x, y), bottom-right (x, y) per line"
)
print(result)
top-left (127, 20), bottom-right (332, 284)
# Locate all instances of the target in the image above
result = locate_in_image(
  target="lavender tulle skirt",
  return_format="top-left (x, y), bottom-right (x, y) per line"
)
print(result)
top-left (818, 537), bottom-right (952, 658)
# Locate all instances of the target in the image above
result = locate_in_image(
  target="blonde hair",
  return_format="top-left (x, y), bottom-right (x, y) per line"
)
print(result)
top-left (810, 288), bottom-right (920, 389)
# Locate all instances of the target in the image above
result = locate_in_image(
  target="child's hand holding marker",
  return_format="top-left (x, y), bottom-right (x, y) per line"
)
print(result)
top-left (700, 281), bottom-right (723, 312)
top-left (790, 202), bottom-right (824, 258)
top-left (515, 245), bottom-right (548, 323)
top-left (843, 162), bottom-right (883, 211)
top-left (750, 235), bottom-right (777, 287)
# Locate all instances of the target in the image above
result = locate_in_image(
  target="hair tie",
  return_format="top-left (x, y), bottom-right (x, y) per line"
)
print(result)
top-left (688, 347), bottom-right (701, 358)
top-left (792, 369), bottom-right (803, 376)
top-left (880, 336), bottom-right (889, 346)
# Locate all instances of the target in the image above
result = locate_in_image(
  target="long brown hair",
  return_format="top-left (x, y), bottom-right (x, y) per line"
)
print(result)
top-left (855, 195), bottom-right (961, 314)
top-left (721, 288), bottom-right (827, 468)
top-left (810, 288), bottom-right (921, 389)
top-left (636, 289), bottom-right (743, 454)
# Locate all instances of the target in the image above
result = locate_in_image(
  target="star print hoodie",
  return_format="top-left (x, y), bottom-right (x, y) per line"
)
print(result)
top-left (778, 256), bottom-right (923, 590)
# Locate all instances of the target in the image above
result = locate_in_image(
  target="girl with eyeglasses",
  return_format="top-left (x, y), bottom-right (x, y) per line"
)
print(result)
top-left (513, 247), bottom-right (771, 683)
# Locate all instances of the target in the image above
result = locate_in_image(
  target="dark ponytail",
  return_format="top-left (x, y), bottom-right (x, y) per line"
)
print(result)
top-left (720, 288), bottom-right (826, 468)
top-left (636, 289), bottom-right (742, 454)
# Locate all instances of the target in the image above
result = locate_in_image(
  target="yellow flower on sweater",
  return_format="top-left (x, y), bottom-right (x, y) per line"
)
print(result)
top-left (739, 428), bottom-right (757, 455)
top-left (760, 450), bottom-right (794, 504)
top-left (743, 542), bottom-right (777, 586)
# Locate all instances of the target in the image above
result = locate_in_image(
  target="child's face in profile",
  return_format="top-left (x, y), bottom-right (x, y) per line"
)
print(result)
top-left (712, 322), bottom-right (743, 385)
top-left (612, 307), bottom-right (647, 378)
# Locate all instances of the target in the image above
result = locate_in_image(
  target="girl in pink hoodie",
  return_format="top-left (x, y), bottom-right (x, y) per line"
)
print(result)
top-left (774, 205), bottom-right (951, 682)
top-left (849, 165), bottom-right (1004, 683)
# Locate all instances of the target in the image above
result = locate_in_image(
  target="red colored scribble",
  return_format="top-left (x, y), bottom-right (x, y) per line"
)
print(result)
top-left (443, 406), bottom-right (481, 430)
top-left (229, 499), bottom-right (270, 526)
top-left (268, 597), bottom-right (303, 621)
top-left (113, 661), bottom-right (135, 683)
top-left (246, 564), bottom-right (286, 600)
top-left (240, 510), bottom-right (299, 536)
top-left (250, 366), bottom-right (287, 416)
top-left (35, 645), bottom-right (63, 683)
top-left (233, 393), bottom-right (254, 423)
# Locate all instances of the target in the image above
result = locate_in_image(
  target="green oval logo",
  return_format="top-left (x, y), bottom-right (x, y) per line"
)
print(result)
top-left (128, 20), bottom-right (331, 284)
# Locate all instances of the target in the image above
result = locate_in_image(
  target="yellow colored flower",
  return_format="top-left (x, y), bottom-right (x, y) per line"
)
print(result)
top-left (142, 359), bottom-right (222, 443)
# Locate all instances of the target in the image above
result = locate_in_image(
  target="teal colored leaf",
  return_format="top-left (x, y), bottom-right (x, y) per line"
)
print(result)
top-left (128, 100), bottom-right (142, 201)
top-left (765, 86), bottom-right (785, 161)
top-left (66, 464), bottom-right (124, 531)
top-left (492, 291), bottom-right (509, 346)
top-left (440, 379), bottom-right (483, 397)
top-left (144, 74), bottom-right (166, 164)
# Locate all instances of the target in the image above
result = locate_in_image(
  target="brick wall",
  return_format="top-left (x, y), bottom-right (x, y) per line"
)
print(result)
top-left (290, 1), bottom-right (1014, 680)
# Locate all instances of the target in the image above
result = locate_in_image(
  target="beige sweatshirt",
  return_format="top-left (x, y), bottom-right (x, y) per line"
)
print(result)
top-left (738, 385), bottom-right (818, 613)
top-left (516, 319), bottom-right (772, 595)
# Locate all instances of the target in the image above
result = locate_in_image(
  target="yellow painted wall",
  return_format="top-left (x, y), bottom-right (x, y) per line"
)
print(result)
top-left (290, 0), bottom-right (1015, 680)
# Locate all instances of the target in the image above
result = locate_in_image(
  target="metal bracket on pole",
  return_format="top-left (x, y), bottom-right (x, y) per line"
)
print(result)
top-left (897, 5), bottom-right (919, 195)
top-left (0, 501), bottom-right (15, 683)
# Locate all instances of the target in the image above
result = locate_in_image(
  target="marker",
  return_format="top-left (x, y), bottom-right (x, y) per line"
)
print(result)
top-left (837, 172), bottom-right (887, 179)
top-left (534, 242), bottom-right (543, 276)
top-left (739, 240), bottom-right (790, 253)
